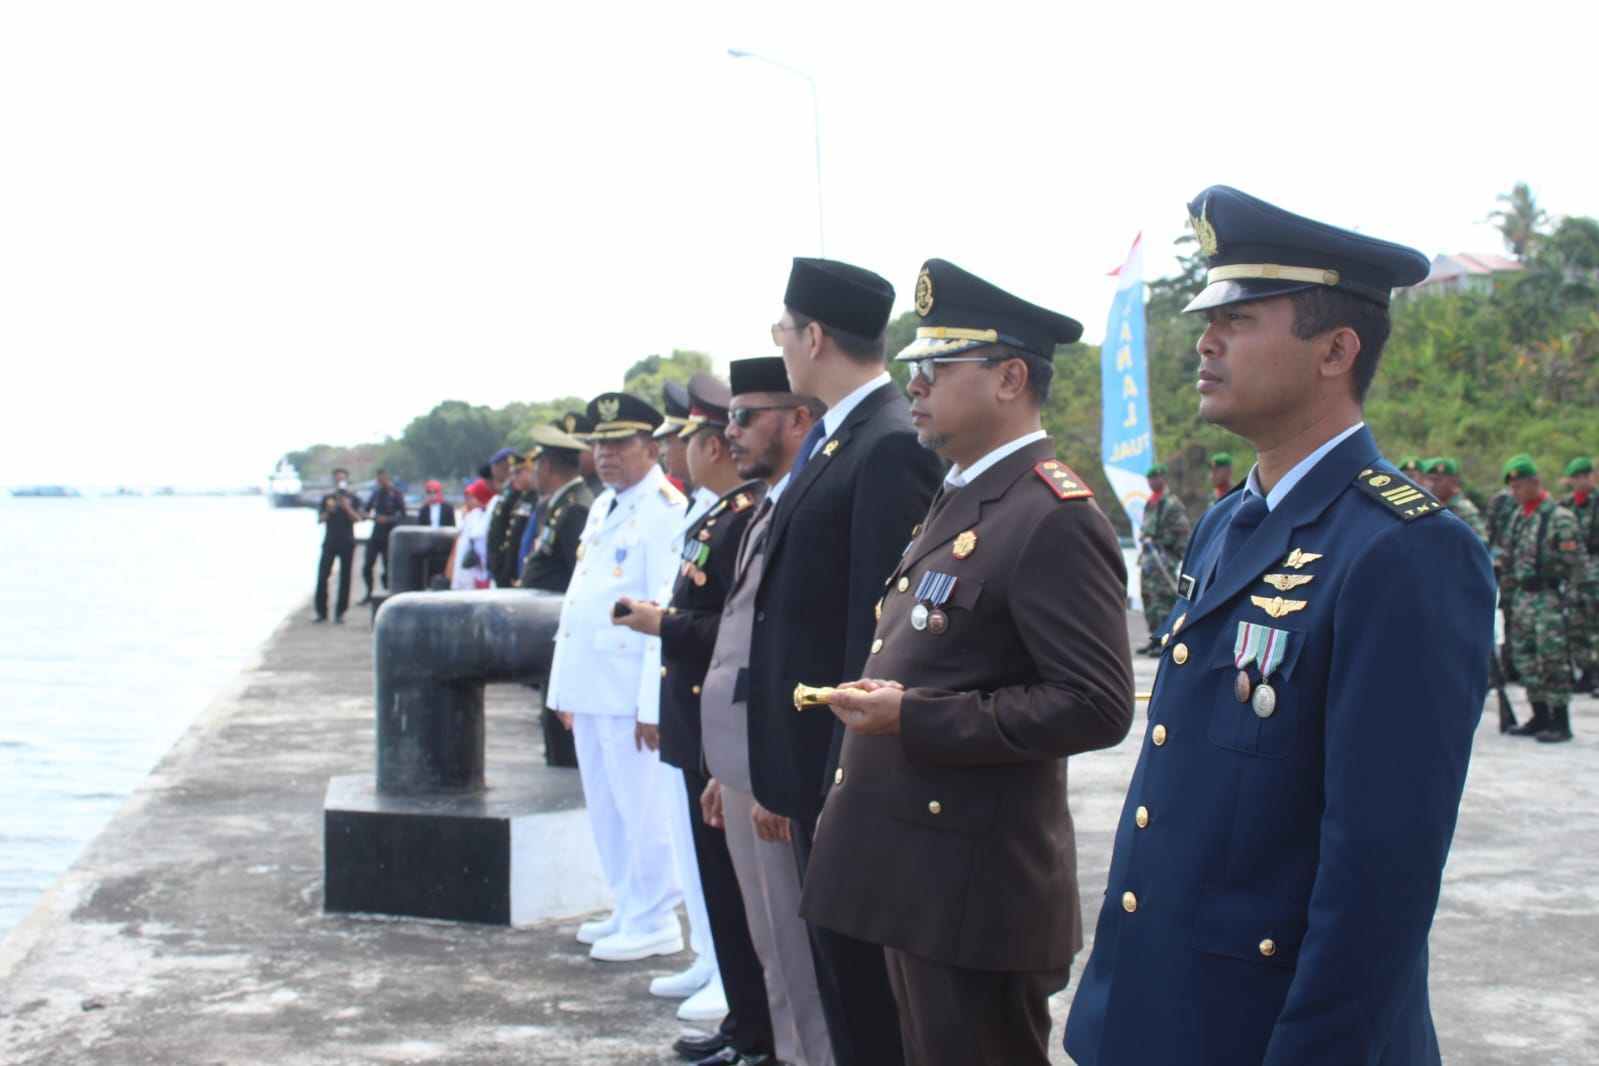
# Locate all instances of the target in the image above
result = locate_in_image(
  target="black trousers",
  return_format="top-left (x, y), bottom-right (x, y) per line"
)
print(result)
top-left (884, 947), bottom-right (1068, 1066)
top-left (793, 814), bottom-right (905, 1066)
top-left (315, 540), bottom-right (355, 619)
top-left (362, 533), bottom-right (390, 592)
top-left (682, 767), bottom-right (773, 1056)
top-left (539, 704), bottom-right (578, 768)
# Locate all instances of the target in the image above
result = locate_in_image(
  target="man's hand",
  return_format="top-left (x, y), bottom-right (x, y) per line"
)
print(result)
top-left (611, 597), bottom-right (664, 636)
top-left (634, 722), bottom-right (660, 752)
top-left (700, 778), bottom-right (724, 829)
top-left (752, 802), bottom-right (791, 843)
top-left (826, 679), bottom-right (906, 736)
top-left (556, 711), bottom-right (574, 731)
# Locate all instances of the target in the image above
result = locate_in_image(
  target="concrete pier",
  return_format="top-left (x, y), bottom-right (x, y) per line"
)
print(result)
top-left (0, 607), bottom-right (1593, 1064)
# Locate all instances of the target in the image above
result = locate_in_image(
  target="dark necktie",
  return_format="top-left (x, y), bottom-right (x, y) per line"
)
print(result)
top-left (788, 421), bottom-right (829, 482)
top-left (1205, 492), bottom-right (1269, 592)
top-left (607, 496), bottom-right (619, 517)
top-left (737, 497), bottom-right (775, 577)
top-left (926, 481), bottom-right (960, 523)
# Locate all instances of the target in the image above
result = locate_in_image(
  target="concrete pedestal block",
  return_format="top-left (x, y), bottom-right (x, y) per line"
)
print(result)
top-left (323, 770), bottom-right (608, 926)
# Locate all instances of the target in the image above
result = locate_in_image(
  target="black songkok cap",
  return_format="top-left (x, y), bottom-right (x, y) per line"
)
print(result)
top-left (1183, 185), bottom-right (1431, 313)
top-left (784, 257), bottom-right (895, 338)
top-left (729, 357), bottom-right (793, 396)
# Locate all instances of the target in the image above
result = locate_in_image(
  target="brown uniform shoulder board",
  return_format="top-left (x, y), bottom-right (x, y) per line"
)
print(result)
top-left (1354, 467), bottom-right (1443, 521)
top-left (1034, 459), bottom-right (1093, 500)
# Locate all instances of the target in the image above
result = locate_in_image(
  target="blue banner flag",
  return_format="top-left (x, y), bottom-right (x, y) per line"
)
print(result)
top-left (1100, 234), bottom-right (1155, 534)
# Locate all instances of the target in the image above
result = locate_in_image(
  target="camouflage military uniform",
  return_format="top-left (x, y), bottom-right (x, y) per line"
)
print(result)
top-left (1442, 491), bottom-right (1487, 544)
top-left (1558, 490), bottom-right (1598, 682)
top-left (1138, 492), bottom-right (1190, 639)
top-left (1486, 488), bottom-right (1517, 559)
top-left (1504, 495), bottom-right (1586, 721)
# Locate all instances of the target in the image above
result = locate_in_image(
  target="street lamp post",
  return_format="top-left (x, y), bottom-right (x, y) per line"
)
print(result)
top-left (728, 48), bottom-right (824, 257)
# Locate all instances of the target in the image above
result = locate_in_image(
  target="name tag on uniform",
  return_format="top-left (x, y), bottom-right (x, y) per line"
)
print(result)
top-left (1179, 573), bottom-right (1196, 599)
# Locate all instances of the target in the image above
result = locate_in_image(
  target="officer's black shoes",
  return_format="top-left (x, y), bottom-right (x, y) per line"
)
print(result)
top-left (1537, 705), bottom-right (1574, 744)
top-left (691, 1048), bottom-right (778, 1066)
top-left (1509, 702), bottom-right (1549, 737)
top-left (674, 1032), bottom-right (730, 1061)
top-left (359, 594), bottom-right (374, 606)
top-left (312, 616), bottom-right (328, 624)
top-left (334, 615), bottom-right (346, 625)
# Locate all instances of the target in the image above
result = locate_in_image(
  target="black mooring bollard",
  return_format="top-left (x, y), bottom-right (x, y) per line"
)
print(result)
top-left (372, 590), bottom-right (564, 795)
top-left (387, 526), bottom-right (460, 594)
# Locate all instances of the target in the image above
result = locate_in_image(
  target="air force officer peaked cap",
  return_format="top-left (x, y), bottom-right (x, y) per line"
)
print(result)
top-left (1183, 185), bottom-right (1431, 313)
top-left (896, 258), bottom-right (1083, 362)
top-left (784, 257), bottom-right (896, 339)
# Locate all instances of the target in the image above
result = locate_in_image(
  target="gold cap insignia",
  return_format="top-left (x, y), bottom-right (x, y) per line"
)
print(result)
top-left (914, 267), bottom-right (935, 317)
top-left (1190, 200), bottom-right (1220, 257)
top-left (1251, 595), bottom-right (1308, 619)
top-left (563, 414), bottom-right (577, 432)
top-left (1262, 573), bottom-right (1314, 592)
top-left (822, 439), bottom-right (839, 457)
top-left (1283, 548), bottom-right (1323, 570)
top-left (953, 530), bottom-right (977, 559)
top-left (596, 397), bottom-right (621, 422)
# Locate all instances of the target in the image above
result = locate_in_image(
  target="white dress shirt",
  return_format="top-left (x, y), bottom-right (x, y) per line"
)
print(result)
top-left (944, 429), bottom-right (1048, 488)
top-left (1245, 421), bottom-right (1366, 510)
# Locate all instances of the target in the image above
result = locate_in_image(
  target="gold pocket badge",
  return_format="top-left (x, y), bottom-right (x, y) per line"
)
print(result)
top-left (1251, 595), bottom-right (1308, 619)
top-left (1261, 573), bottom-right (1314, 592)
top-left (1282, 548), bottom-right (1323, 570)
top-left (952, 530), bottom-right (977, 559)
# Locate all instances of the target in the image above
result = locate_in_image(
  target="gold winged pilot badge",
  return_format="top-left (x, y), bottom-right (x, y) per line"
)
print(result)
top-left (1283, 548), bottom-right (1323, 570)
top-left (1251, 595), bottom-right (1309, 620)
top-left (1262, 573), bottom-right (1314, 592)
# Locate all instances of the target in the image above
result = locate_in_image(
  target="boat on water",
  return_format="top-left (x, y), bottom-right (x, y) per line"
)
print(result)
top-left (9, 485), bottom-right (81, 498)
top-left (268, 461), bottom-right (306, 508)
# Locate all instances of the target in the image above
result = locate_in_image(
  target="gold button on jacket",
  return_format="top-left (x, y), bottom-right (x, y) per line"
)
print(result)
top-left (1122, 891), bottom-right (1138, 913)
top-left (927, 800), bottom-right (942, 815)
top-left (897, 576), bottom-right (910, 593)
top-left (834, 768), bottom-right (844, 785)
top-left (1135, 806), bottom-right (1149, 828)
top-left (1152, 724), bottom-right (1168, 746)
top-left (1259, 938), bottom-right (1277, 958)
top-left (1172, 642), bottom-right (1189, 665)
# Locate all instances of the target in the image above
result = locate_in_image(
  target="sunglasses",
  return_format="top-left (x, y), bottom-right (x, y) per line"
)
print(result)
top-left (728, 403), bottom-right (804, 428)
top-left (905, 355), bottom-right (1003, 385)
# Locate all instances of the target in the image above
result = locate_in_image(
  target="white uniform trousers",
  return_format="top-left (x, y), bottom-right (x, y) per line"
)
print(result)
top-left (571, 714), bottom-right (680, 936)
top-left (667, 767), bottom-right (717, 966)
top-left (723, 783), bottom-right (834, 1066)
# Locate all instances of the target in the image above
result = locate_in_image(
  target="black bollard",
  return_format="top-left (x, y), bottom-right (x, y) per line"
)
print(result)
top-left (387, 526), bottom-right (459, 595)
top-left (373, 589), bottom-right (564, 794)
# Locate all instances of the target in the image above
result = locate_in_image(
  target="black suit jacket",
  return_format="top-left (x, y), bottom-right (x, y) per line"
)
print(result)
top-left (659, 481), bottom-right (764, 771)
top-left (748, 381), bottom-right (943, 822)
top-left (519, 479), bottom-right (593, 593)
top-left (415, 501), bottom-right (456, 528)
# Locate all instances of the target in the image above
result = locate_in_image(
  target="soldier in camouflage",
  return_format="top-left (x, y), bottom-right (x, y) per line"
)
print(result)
top-left (1502, 455), bottom-right (1587, 742)
top-left (1204, 452), bottom-right (1234, 514)
top-left (487, 455), bottom-right (537, 588)
top-left (1559, 456), bottom-right (1598, 694)
top-left (1137, 463), bottom-right (1190, 655)
top-left (1484, 480), bottom-right (1521, 681)
top-left (1422, 457), bottom-right (1487, 542)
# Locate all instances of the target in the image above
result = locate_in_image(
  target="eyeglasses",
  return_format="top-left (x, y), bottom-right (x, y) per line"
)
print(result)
top-left (728, 403), bottom-right (803, 428)
top-left (770, 321), bottom-right (809, 345)
top-left (905, 356), bottom-right (1002, 385)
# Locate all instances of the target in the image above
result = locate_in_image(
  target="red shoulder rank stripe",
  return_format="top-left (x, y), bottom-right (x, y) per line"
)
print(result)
top-left (1034, 459), bottom-right (1093, 500)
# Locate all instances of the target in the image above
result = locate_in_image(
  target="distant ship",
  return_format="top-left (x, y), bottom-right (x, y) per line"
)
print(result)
top-left (268, 461), bottom-right (305, 508)
top-left (10, 485), bottom-right (81, 498)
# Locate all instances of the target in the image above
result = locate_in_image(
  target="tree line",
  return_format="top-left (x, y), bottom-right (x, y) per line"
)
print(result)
top-left (288, 185), bottom-right (1596, 535)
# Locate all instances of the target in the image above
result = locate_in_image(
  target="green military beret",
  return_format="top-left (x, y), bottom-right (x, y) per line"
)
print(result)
top-left (1210, 452), bottom-right (1233, 468)
top-left (1426, 457), bottom-right (1459, 477)
top-left (1146, 463), bottom-right (1168, 477)
top-left (1566, 456), bottom-right (1595, 477)
top-left (1397, 454), bottom-right (1424, 471)
top-left (1503, 454), bottom-right (1538, 481)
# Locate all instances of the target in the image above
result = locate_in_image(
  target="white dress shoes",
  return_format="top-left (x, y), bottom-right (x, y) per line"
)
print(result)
top-left (589, 924), bottom-right (684, 962)
top-left (677, 972), bottom-right (729, 1023)
top-left (575, 912), bottom-right (620, 945)
top-left (649, 957), bottom-right (716, 999)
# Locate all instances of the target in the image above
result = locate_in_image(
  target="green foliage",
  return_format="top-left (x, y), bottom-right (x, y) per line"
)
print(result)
top-left (623, 350), bottom-right (712, 414)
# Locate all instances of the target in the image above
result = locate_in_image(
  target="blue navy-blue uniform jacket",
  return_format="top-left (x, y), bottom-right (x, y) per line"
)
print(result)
top-left (1066, 426), bottom-right (1494, 1066)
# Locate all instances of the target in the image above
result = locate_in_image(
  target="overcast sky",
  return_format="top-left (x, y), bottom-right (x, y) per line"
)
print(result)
top-left (3, 1), bottom-right (1594, 489)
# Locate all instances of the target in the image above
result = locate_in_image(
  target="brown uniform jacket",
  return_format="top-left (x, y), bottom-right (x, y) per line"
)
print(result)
top-left (799, 437), bottom-right (1134, 972)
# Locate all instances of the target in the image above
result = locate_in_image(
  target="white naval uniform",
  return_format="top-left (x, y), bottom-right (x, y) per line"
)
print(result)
top-left (546, 464), bottom-right (684, 937)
